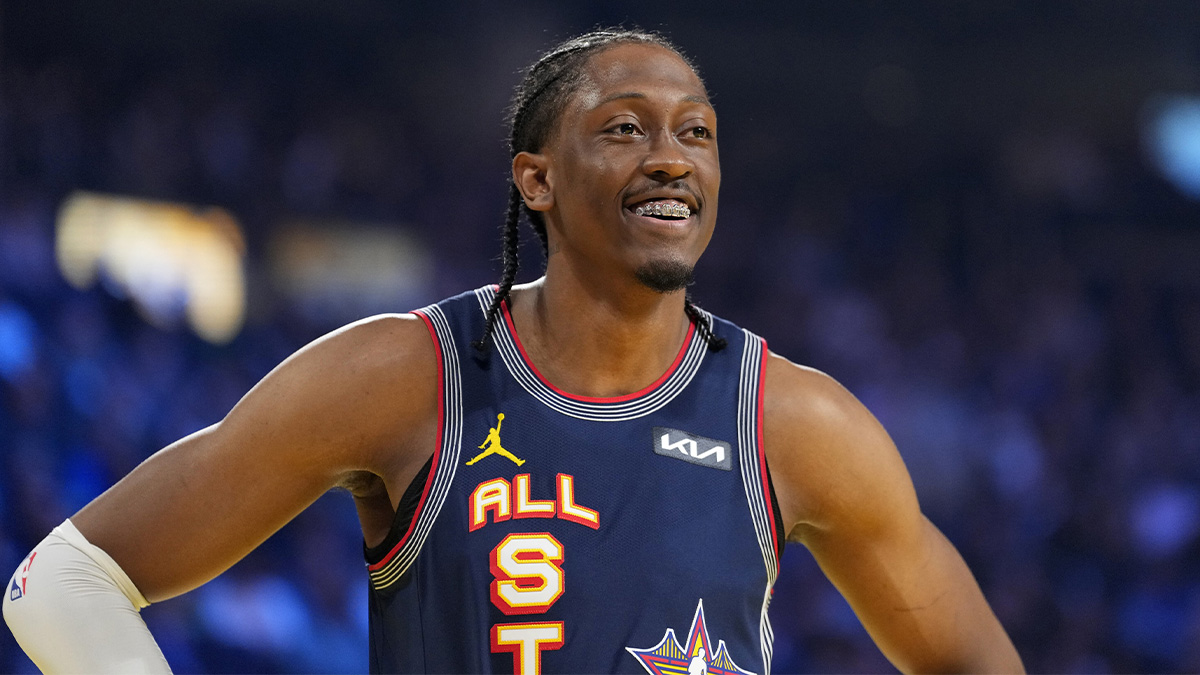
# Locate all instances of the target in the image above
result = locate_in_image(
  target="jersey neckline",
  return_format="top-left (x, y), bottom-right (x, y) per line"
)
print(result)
top-left (474, 286), bottom-right (710, 421)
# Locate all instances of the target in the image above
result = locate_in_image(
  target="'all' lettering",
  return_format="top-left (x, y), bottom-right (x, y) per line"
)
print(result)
top-left (470, 474), bottom-right (599, 532)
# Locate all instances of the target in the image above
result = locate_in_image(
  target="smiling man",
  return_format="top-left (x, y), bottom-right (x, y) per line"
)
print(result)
top-left (4, 30), bottom-right (1022, 674)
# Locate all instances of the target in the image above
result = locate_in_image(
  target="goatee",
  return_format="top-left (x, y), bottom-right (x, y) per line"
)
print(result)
top-left (634, 259), bottom-right (695, 293)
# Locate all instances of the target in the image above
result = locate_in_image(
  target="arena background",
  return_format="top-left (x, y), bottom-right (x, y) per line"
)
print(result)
top-left (3, 1), bottom-right (1200, 671)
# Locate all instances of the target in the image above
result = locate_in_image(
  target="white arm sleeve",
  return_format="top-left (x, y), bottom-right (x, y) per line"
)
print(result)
top-left (3, 519), bottom-right (172, 674)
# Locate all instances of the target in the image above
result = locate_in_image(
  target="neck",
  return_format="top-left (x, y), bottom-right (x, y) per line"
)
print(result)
top-left (506, 266), bottom-right (692, 399)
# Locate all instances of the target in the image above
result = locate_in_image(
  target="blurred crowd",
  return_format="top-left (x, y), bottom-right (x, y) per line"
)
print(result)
top-left (4, 4), bottom-right (1200, 673)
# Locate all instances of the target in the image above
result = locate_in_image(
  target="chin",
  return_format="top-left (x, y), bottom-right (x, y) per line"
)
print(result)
top-left (634, 258), bottom-right (695, 293)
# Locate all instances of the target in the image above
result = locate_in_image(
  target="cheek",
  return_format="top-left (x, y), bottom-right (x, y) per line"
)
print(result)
top-left (704, 150), bottom-right (721, 186)
top-left (562, 156), bottom-right (622, 209)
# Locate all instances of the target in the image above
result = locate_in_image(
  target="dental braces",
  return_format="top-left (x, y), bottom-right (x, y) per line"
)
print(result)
top-left (634, 202), bottom-right (690, 218)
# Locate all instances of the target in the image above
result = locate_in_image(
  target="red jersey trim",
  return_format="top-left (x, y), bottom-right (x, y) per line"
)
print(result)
top-left (498, 299), bottom-right (696, 404)
top-left (367, 309), bottom-right (443, 573)
top-left (755, 338), bottom-right (781, 560)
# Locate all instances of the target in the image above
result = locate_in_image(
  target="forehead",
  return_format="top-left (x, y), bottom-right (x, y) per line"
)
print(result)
top-left (571, 43), bottom-right (709, 110)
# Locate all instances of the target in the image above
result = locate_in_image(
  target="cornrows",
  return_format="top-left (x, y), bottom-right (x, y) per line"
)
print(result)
top-left (473, 28), bottom-right (726, 354)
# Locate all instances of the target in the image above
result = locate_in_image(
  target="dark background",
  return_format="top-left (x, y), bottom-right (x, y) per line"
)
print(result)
top-left (3, 1), bottom-right (1200, 671)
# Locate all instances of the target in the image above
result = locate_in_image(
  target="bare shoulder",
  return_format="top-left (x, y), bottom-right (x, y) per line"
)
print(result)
top-left (223, 312), bottom-right (439, 476)
top-left (298, 312), bottom-right (435, 396)
top-left (763, 351), bottom-right (919, 542)
top-left (299, 312), bottom-right (436, 380)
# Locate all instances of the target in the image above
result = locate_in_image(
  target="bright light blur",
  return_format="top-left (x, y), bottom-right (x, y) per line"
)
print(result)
top-left (56, 191), bottom-right (247, 343)
top-left (1144, 94), bottom-right (1200, 200)
top-left (269, 221), bottom-right (433, 323)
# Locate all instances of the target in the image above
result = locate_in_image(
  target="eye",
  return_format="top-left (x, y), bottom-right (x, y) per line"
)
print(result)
top-left (612, 122), bottom-right (641, 136)
top-left (688, 126), bottom-right (713, 139)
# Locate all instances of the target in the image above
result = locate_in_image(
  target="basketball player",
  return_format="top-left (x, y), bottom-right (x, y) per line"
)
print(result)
top-left (4, 30), bottom-right (1023, 674)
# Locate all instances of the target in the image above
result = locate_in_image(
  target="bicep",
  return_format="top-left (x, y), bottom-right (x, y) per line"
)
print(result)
top-left (71, 314), bottom-right (437, 603)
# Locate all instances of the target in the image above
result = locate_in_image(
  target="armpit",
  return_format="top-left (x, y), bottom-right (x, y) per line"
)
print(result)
top-left (337, 470), bottom-right (388, 499)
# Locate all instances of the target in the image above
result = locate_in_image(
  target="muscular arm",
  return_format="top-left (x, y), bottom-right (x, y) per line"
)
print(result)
top-left (71, 313), bottom-right (437, 602)
top-left (764, 353), bottom-right (1022, 673)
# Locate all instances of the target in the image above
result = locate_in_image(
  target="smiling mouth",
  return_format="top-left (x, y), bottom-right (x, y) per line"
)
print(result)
top-left (629, 199), bottom-right (692, 220)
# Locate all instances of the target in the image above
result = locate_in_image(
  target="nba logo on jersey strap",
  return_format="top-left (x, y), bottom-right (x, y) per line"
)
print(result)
top-left (653, 427), bottom-right (732, 471)
top-left (9, 551), bottom-right (37, 601)
top-left (626, 599), bottom-right (756, 675)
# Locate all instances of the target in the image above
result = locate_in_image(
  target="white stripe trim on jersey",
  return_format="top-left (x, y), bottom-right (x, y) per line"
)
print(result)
top-left (475, 287), bottom-right (709, 422)
top-left (369, 304), bottom-right (464, 590)
top-left (737, 331), bottom-right (779, 674)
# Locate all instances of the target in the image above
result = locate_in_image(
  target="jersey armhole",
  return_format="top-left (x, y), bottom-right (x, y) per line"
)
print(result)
top-left (755, 336), bottom-right (786, 562)
top-left (764, 460), bottom-right (787, 560)
top-left (364, 308), bottom-right (447, 576)
top-left (363, 454), bottom-right (435, 565)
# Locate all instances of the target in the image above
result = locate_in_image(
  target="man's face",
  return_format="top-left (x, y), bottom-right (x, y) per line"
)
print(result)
top-left (539, 42), bottom-right (720, 292)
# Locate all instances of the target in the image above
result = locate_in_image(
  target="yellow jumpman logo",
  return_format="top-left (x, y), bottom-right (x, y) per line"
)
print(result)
top-left (466, 413), bottom-right (525, 466)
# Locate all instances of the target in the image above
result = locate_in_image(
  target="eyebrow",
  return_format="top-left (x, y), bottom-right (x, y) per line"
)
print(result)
top-left (594, 91), bottom-right (714, 109)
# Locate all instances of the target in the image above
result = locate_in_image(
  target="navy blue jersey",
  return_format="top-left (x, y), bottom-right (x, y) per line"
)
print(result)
top-left (365, 287), bottom-right (783, 675)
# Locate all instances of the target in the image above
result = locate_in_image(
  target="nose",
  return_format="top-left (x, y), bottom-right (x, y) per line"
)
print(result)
top-left (641, 132), bottom-right (693, 181)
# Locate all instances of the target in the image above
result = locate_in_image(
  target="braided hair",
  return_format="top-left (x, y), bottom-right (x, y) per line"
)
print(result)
top-left (473, 28), bottom-right (726, 353)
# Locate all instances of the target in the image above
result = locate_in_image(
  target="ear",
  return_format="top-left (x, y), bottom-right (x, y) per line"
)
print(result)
top-left (512, 151), bottom-right (553, 213)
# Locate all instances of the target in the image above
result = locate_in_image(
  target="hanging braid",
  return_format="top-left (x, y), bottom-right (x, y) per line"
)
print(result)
top-left (472, 183), bottom-right (523, 351)
top-left (684, 298), bottom-right (728, 351)
top-left (474, 28), bottom-right (724, 353)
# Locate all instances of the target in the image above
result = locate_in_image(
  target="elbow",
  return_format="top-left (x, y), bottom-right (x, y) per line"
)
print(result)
top-left (4, 523), bottom-right (170, 673)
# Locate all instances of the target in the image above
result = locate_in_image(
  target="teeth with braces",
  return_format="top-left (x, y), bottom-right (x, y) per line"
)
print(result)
top-left (634, 202), bottom-right (691, 218)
